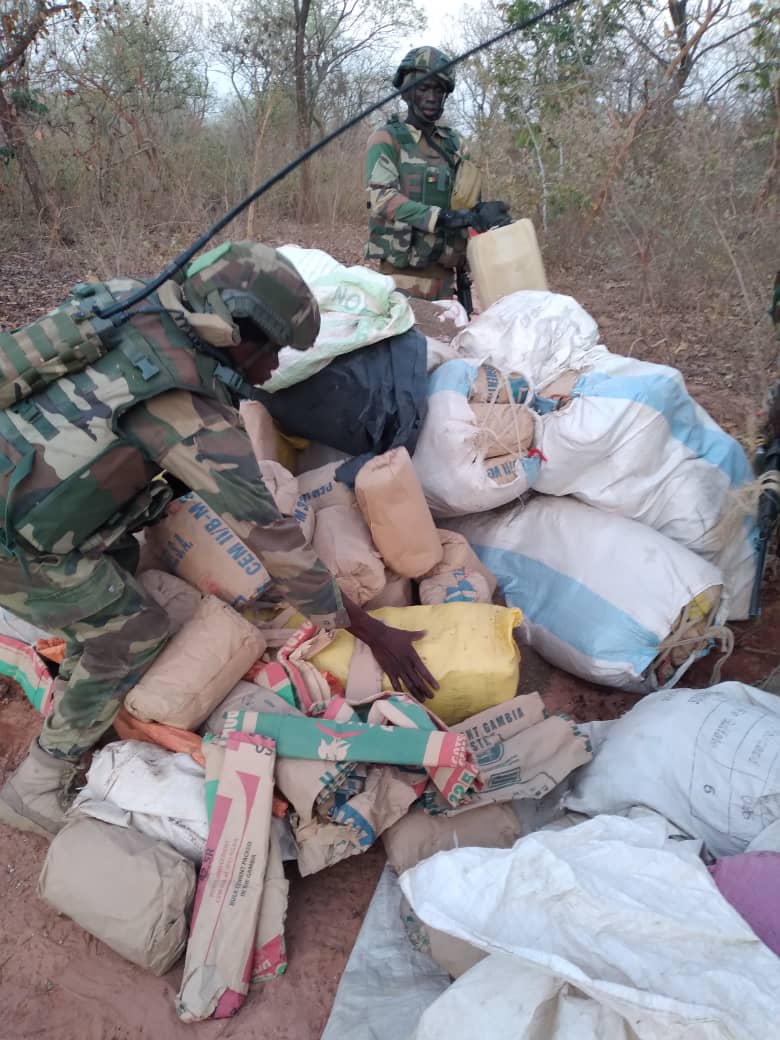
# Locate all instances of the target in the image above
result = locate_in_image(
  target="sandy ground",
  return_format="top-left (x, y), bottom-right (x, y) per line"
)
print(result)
top-left (1, 227), bottom-right (778, 1038)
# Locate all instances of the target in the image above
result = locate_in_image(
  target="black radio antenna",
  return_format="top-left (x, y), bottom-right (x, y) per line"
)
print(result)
top-left (94, 0), bottom-right (578, 321)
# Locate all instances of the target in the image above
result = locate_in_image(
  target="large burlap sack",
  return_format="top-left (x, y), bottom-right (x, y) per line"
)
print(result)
top-left (419, 530), bottom-right (497, 606)
top-left (383, 803), bottom-right (521, 874)
top-left (125, 596), bottom-right (266, 729)
top-left (145, 493), bottom-right (271, 609)
top-left (312, 504), bottom-right (386, 605)
top-left (355, 447), bottom-right (443, 579)
top-left (39, 815), bottom-right (195, 975)
top-left (297, 462), bottom-right (356, 513)
top-left (312, 603), bottom-right (522, 725)
top-left (138, 569), bottom-right (202, 634)
top-left (256, 460), bottom-right (315, 542)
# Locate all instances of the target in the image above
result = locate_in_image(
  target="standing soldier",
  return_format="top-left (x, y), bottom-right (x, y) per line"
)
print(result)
top-left (364, 45), bottom-right (510, 305)
top-left (0, 241), bottom-right (436, 838)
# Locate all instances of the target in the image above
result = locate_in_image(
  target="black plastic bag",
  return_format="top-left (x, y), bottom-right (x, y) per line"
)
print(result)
top-left (253, 328), bottom-right (428, 485)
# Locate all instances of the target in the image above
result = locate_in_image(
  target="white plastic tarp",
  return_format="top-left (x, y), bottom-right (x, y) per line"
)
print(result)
top-left (262, 247), bottom-right (414, 391)
top-left (402, 813), bottom-right (780, 1040)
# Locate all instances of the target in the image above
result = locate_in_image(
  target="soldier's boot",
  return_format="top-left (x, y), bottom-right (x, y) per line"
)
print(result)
top-left (0, 741), bottom-right (78, 838)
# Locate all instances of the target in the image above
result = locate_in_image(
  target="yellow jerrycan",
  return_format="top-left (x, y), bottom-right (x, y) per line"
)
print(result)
top-left (467, 218), bottom-right (548, 310)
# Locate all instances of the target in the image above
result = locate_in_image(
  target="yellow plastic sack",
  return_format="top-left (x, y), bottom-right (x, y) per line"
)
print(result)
top-left (312, 603), bottom-right (522, 725)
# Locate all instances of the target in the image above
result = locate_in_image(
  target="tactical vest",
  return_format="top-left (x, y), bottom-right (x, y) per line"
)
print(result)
top-left (0, 280), bottom-right (241, 560)
top-left (367, 116), bottom-right (468, 270)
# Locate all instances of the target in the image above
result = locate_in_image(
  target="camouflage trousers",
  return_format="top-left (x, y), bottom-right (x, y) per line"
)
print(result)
top-left (0, 543), bottom-right (169, 760)
top-left (379, 260), bottom-right (455, 301)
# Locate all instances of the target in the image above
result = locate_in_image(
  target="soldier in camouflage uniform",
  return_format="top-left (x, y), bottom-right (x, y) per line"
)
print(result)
top-left (0, 241), bottom-right (436, 838)
top-left (364, 46), bottom-right (510, 301)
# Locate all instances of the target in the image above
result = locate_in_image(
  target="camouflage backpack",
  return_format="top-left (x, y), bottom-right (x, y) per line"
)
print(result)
top-left (0, 282), bottom-right (130, 410)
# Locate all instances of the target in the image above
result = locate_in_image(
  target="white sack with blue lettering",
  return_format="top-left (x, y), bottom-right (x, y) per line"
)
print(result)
top-left (412, 359), bottom-right (542, 517)
top-left (448, 496), bottom-right (726, 693)
top-left (452, 292), bottom-right (757, 619)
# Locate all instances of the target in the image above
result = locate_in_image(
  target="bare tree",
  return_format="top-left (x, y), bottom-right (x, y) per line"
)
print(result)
top-left (214, 0), bottom-right (424, 220)
top-left (0, 0), bottom-right (85, 235)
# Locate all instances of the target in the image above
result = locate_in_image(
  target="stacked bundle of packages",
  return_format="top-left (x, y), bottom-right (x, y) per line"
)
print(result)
top-left (415, 289), bottom-right (756, 692)
top-left (4, 432), bottom-right (592, 1023)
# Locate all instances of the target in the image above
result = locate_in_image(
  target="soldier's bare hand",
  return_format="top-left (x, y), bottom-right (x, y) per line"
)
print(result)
top-left (343, 596), bottom-right (439, 702)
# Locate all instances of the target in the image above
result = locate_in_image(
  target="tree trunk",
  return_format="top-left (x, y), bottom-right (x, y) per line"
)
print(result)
top-left (0, 84), bottom-right (72, 243)
top-left (293, 0), bottom-right (312, 223)
top-left (246, 93), bottom-right (277, 238)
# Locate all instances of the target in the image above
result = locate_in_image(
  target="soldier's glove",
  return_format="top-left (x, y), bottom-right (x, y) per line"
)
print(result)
top-left (471, 200), bottom-right (511, 232)
top-left (436, 208), bottom-right (476, 230)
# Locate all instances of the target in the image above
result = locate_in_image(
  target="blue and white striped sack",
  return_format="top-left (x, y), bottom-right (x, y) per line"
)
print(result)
top-left (412, 359), bottom-right (542, 518)
top-left (533, 352), bottom-right (756, 619)
top-left (449, 495), bottom-right (729, 693)
top-left (452, 291), bottom-right (756, 619)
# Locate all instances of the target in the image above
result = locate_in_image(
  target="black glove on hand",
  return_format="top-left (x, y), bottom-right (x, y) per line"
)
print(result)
top-left (471, 200), bottom-right (511, 231)
top-left (436, 208), bottom-right (475, 230)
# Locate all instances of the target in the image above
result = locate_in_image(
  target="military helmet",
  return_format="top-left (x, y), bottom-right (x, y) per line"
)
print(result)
top-left (392, 46), bottom-right (455, 94)
top-left (181, 241), bottom-right (320, 351)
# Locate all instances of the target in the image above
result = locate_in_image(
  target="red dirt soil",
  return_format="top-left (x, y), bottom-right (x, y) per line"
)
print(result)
top-left (1, 228), bottom-right (778, 1039)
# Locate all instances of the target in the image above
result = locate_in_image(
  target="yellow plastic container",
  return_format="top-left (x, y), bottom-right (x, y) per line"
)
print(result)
top-left (467, 218), bottom-right (548, 310)
top-left (312, 603), bottom-right (522, 725)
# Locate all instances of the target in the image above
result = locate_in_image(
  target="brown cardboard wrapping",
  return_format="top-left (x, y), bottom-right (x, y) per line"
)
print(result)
top-left (38, 815), bottom-right (195, 976)
top-left (365, 572), bottom-right (415, 609)
top-left (125, 596), bottom-right (266, 730)
top-left (445, 693), bottom-right (593, 812)
top-left (383, 803), bottom-right (520, 874)
top-left (145, 493), bottom-right (272, 609)
top-left (138, 569), bottom-right (202, 633)
top-left (297, 462), bottom-right (356, 513)
top-left (312, 504), bottom-right (386, 605)
top-left (470, 402), bottom-right (535, 460)
top-left (239, 399), bottom-right (280, 463)
top-left (400, 895), bottom-right (486, 979)
top-left (294, 766), bottom-right (420, 876)
top-left (251, 826), bottom-right (289, 982)
top-left (419, 530), bottom-right (498, 606)
top-left (468, 364), bottom-right (524, 405)
top-left (355, 448), bottom-right (443, 579)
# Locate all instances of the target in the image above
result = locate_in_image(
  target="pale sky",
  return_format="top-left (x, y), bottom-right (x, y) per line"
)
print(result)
top-left (395, 0), bottom-right (472, 59)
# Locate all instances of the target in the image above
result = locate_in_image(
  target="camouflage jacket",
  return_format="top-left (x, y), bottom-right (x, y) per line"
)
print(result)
top-left (364, 115), bottom-right (470, 270)
top-left (0, 282), bottom-right (346, 630)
